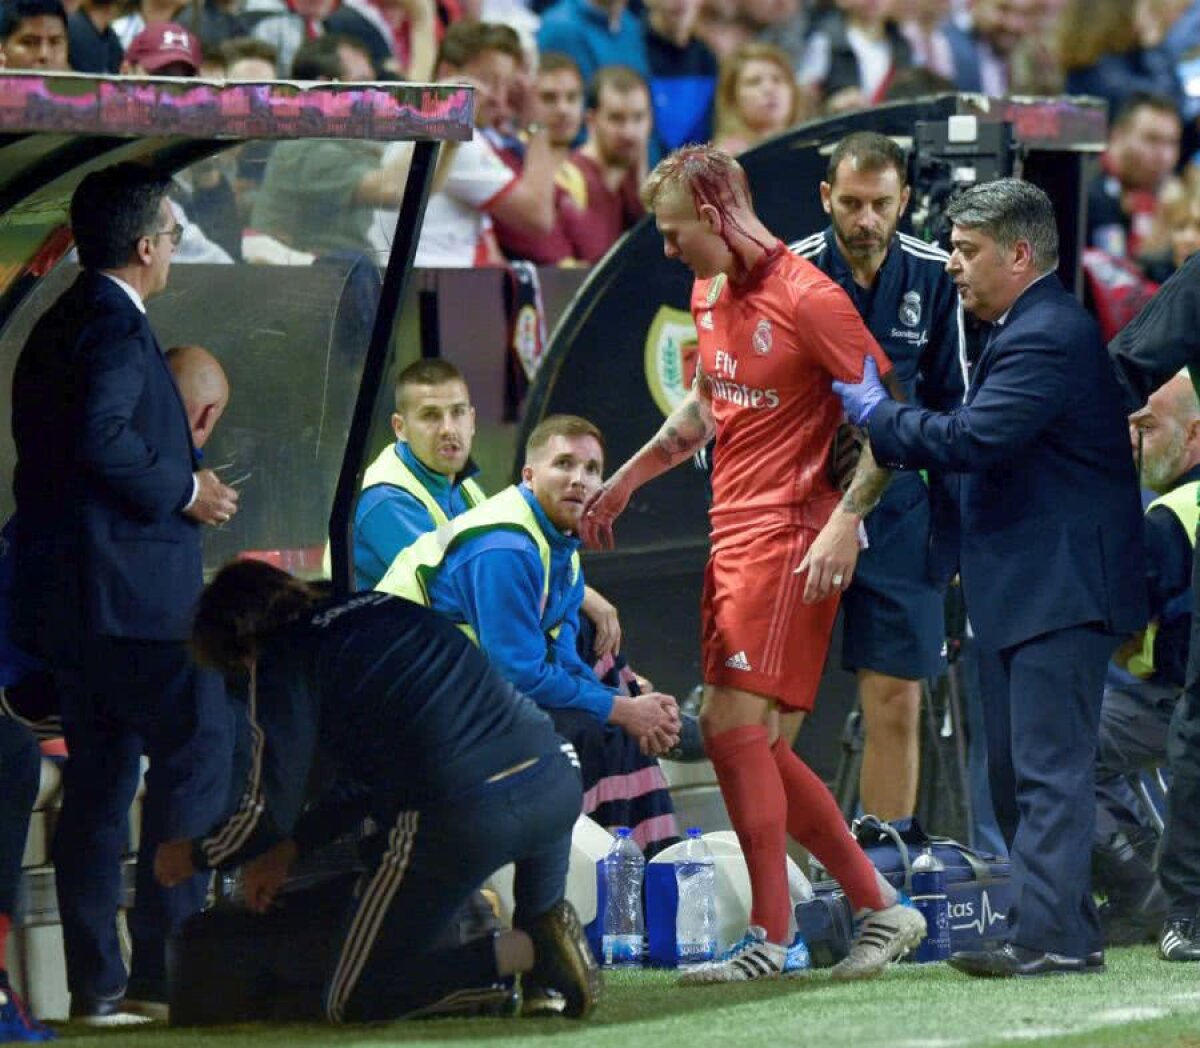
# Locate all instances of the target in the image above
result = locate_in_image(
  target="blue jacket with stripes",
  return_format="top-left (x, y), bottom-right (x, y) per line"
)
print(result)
top-left (191, 592), bottom-right (564, 872)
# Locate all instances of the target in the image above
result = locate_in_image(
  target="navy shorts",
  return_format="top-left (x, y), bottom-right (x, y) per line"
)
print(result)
top-left (841, 475), bottom-right (946, 680)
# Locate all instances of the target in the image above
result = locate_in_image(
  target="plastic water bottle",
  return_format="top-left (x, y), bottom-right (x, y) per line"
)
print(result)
top-left (602, 828), bottom-right (645, 967)
top-left (911, 847), bottom-right (952, 962)
top-left (675, 827), bottom-right (717, 966)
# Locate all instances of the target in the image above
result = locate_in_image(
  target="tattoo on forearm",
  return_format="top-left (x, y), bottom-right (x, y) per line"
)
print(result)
top-left (652, 395), bottom-right (715, 465)
top-left (841, 442), bottom-right (890, 517)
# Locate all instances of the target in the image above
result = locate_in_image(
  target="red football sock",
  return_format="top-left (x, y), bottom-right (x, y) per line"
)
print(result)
top-left (706, 724), bottom-right (790, 943)
top-left (770, 738), bottom-right (892, 911)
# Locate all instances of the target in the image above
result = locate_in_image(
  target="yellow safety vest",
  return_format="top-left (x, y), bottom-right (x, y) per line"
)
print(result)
top-left (1127, 480), bottom-right (1199, 679)
top-left (376, 484), bottom-right (580, 646)
top-left (323, 443), bottom-right (487, 578)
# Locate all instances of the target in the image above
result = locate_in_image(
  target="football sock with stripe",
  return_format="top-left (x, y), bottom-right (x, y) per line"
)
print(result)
top-left (770, 737), bottom-right (894, 912)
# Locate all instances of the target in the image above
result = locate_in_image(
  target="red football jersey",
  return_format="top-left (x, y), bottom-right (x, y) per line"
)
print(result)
top-left (692, 244), bottom-right (891, 546)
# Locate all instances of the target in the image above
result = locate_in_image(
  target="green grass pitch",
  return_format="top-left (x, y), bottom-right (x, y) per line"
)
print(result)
top-left (44, 946), bottom-right (1200, 1048)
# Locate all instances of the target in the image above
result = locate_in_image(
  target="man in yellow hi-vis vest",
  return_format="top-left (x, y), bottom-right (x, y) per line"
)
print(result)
top-left (1100, 372), bottom-right (1200, 947)
top-left (378, 415), bottom-right (683, 857)
top-left (351, 359), bottom-right (626, 661)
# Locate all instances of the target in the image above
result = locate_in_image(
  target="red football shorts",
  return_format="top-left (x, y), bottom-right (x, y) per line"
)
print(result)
top-left (701, 527), bottom-right (840, 711)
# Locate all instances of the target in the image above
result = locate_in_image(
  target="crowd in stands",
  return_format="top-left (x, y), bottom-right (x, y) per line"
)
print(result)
top-left (3, 0), bottom-right (1200, 281)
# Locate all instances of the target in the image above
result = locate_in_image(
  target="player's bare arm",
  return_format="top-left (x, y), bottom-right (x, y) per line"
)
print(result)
top-left (840, 440), bottom-right (890, 519)
top-left (581, 368), bottom-right (715, 549)
top-left (796, 431), bottom-right (891, 605)
top-left (650, 373), bottom-right (717, 469)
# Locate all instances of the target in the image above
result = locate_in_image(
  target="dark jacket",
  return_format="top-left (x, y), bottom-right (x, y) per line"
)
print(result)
top-left (11, 271), bottom-right (201, 663)
top-left (867, 273), bottom-right (1148, 650)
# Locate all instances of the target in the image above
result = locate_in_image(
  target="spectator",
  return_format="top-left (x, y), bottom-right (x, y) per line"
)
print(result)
top-left (407, 20), bottom-right (558, 266)
top-left (122, 24), bottom-right (241, 264)
top-left (113, 0), bottom-right (249, 54)
top-left (492, 51), bottom-right (583, 260)
top-left (378, 415), bottom-right (683, 857)
top-left (156, 560), bottom-right (601, 1022)
top-left (560, 65), bottom-right (650, 257)
top-left (531, 49), bottom-right (587, 156)
top-left (10, 163), bottom-right (240, 1022)
top-left (1143, 172), bottom-right (1200, 282)
top-left (643, 0), bottom-right (718, 159)
top-left (1092, 372), bottom-right (1200, 946)
top-left (942, 0), bottom-right (1043, 96)
top-left (798, 0), bottom-right (914, 114)
top-left (219, 34), bottom-right (278, 79)
top-left (325, 0), bottom-right (440, 79)
top-left (244, 0), bottom-right (335, 77)
top-left (121, 19), bottom-right (203, 74)
top-left (691, 0), bottom-right (808, 65)
top-left (0, 0), bottom-right (69, 71)
top-left (500, 64), bottom-right (650, 264)
top-left (892, 0), bottom-right (958, 82)
top-left (537, 0), bottom-right (650, 87)
top-left (251, 35), bottom-right (412, 258)
top-left (712, 42), bottom-right (800, 155)
top-left (1057, 0), bottom-right (1182, 121)
top-left (68, 0), bottom-right (123, 73)
top-left (746, 0), bottom-right (810, 68)
top-left (1087, 90), bottom-right (1182, 263)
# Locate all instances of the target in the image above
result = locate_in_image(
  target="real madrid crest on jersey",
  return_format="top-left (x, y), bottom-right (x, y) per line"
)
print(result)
top-left (706, 272), bottom-right (727, 306)
top-left (752, 318), bottom-right (772, 355)
top-left (899, 289), bottom-right (922, 328)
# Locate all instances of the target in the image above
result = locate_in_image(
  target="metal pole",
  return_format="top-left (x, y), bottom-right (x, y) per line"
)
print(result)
top-left (328, 139), bottom-right (440, 599)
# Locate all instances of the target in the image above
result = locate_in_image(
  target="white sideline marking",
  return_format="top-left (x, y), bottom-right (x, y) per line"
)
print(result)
top-left (1092, 1007), bottom-right (1167, 1022)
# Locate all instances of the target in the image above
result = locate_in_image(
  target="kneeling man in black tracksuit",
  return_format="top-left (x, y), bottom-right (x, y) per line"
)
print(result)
top-left (154, 559), bottom-right (600, 1023)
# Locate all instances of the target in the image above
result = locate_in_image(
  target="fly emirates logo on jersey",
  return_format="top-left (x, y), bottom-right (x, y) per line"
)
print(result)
top-left (710, 347), bottom-right (780, 410)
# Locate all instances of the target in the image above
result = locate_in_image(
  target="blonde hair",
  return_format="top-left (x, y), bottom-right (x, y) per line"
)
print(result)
top-left (640, 144), bottom-right (753, 213)
top-left (1056, 0), bottom-right (1137, 72)
top-left (713, 43), bottom-right (801, 151)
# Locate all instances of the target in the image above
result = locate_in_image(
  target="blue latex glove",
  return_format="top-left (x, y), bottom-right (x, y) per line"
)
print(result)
top-left (832, 355), bottom-right (888, 426)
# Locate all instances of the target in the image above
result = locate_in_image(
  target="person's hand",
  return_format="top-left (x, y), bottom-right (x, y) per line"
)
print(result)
top-left (581, 586), bottom-right (622, 658)
top-left (154, 839), bottom-right (196, 887)
top-left (242, 839), bottom-right (298, 914)
top-left (795, 506), bottom-right (861, 604)
top-left (611, 692), bottom-right (679, 755)
top-left (580, 476), bottom-right (633, 550)
top-left (832, 355), bottom-right (889, 426)
top-left (185, 469), bottom-right (239, 526)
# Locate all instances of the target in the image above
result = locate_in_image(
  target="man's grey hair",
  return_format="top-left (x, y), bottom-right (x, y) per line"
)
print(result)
top-left (945, 178), bottom-right (1059, 273)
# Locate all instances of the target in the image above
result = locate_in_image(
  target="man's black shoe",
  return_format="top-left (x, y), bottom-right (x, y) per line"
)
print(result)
top-left (947, 942), bottom-right (1087, 977)
top-left (1085, 950), bottom-right (1105, 971)
top-left (1159, 915), bottom-right (1200, 961)
top-left (522, 900), bottom-right (602, 1019)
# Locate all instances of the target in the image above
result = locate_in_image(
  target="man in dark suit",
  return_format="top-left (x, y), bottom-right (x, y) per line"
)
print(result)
top-left (833, 178), bottom-right (1147, 976)
top-left (10, 163), bottom-right (239, 1022)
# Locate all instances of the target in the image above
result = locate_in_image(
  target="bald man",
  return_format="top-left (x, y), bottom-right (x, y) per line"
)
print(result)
top-left (1097, 372), bottom-right (1200, 947)
top-left (165, 344), bottom-right (230, 451)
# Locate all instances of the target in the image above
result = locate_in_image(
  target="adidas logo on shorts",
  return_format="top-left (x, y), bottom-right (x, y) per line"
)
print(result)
top-left (724, 650), bottom-right (752, 671)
